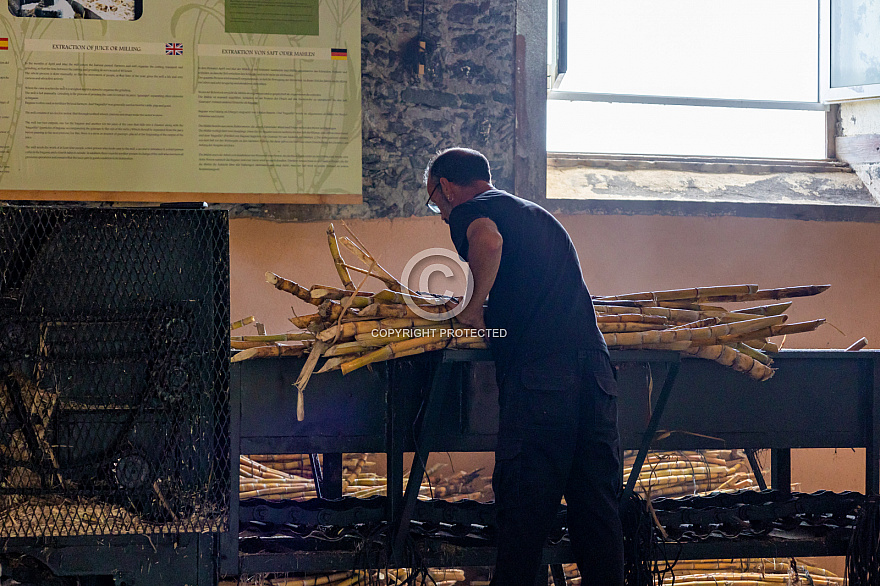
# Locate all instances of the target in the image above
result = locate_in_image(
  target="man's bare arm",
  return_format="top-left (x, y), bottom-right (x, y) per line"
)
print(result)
top-left (456, 217), bottom-right (502, 329)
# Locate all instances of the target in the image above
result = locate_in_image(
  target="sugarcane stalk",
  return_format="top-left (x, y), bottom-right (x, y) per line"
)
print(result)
top-left (249, 453), bottom-right (311, 462)
top-left (341, 336), bottom-right (451, 375)
top-left (312, 291), bottom-right (372, 309)
top-left (692, 319), bottom-right (826, 347)
top-left (371, 288), bottom-right (452, 307)
top-left (294, 341), bottom-right (329, 420)
top-left (734, 342), bottom-right (771, 364)
top-left (317, 354), bottom-right (367, 374)
top-left (380, 316), bottom-right (449, 328)
top-left (604, 315), bottom-right (785, 347)
top-left (652, 285), bottom-right (831, 305)
top-left (599, 322), bottom-right (667, 333)
top-left (596, 304), bottom-right (729, 325)
top-left (232, 333), bottom-right (316, 342)
top-left (266, 272), bottom-right (319, 304)
top-left (596, 314), bottom-right (669, 325)
top-left (670, 317), bottom-right (720, 330)
top-left (716, 284), bottom-right (832, 302)
top-left (317, 320), bottom-right (383, 343)
top-left (684, 345), bottom-right (775, 381)
top-left (742, 340), bottom-right (779, 353)
top-left (268, 572), bottom-right (353, 586)
top-left (323, 340), bottom-right (384, 357)
top-left (847, 337), bottom-right (868, 351)
top-left (595, 284), bottom-right (758, 303)
top-left (310, 284), bottom-right (373, 301)
top-left (732, 302), bottom-right (793, 316)
top-left (655, 301), bottom-right (728, 311)
top-left (231, 343), bottom-right (307, 363)
top-left (231, 340), bottom-right (269, 350)
top-left (231, 316), bottom-right (256, 330)
top-left (327, 224), bottom-right (355, 290)
top-left (290, 313), bottom-right (325, 330)
top-left (335, 236), bottom-right (407, 293)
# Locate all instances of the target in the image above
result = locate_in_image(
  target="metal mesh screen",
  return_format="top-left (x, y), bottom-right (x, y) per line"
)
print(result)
top-left (0, 205), bottom-right (230, 537)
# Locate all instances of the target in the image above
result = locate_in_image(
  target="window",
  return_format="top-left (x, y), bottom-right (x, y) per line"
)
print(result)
top-left (820, 0), bottom-right (880, 102)
top-left (547, 0), bottom-right (829, 160)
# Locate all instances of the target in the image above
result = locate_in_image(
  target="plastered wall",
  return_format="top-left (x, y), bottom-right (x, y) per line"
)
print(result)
top-left (840, 98), bottom-right (880, 202)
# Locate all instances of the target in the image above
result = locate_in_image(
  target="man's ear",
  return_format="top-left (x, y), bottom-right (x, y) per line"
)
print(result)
top-left (439, 177), bottom-right (454, 201)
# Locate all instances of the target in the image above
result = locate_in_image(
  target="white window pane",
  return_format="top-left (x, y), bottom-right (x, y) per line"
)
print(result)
top-left (547, 101), bottom-right (827, 159)
top-left (560, 0), bottom-right (819, 102)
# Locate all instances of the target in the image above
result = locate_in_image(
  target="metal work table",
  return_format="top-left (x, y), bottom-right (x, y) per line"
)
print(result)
top-left (224, 349), bottom-right (880, 576)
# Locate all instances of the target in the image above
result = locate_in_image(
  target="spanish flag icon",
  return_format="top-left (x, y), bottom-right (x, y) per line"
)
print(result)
top-left (331, 48), bottom-right (347, 61)
top-left (0, 38), bottom-right (9, 51)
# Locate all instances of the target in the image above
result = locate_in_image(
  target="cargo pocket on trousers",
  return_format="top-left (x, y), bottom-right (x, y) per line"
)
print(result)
top-left (493, 437), bottom-right (522, 509)
top-left (521, 367), bottom-right (579, 428)
top-left (586, 355), bottom-right (619, 397)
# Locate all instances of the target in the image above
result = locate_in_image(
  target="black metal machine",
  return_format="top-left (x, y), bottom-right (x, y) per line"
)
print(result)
top-left (0, 205), bottom-right (230, 585)
top-left (2, 204), bottom-right (879, 585)
top-left (227, 347), bottom-right (880, 577)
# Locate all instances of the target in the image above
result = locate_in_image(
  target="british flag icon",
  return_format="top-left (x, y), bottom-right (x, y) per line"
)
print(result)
top-left (165, 42), bottom-right (183, 55)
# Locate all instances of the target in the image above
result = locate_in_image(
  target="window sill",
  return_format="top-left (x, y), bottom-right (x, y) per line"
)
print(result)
top-left (544, 153), bottom-right (880, 222)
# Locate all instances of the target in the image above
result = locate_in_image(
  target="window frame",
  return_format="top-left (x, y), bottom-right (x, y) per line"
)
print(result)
top-left (545, 0), bottom-right (831, 157)
top-left (819, 0), bottom-right (880, 103)
top-left (514, 0), bottom-right (877, 221)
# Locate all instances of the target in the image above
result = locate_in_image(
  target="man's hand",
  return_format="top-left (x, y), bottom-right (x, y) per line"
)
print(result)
top-left (455, 302), bottom-right (486, 331)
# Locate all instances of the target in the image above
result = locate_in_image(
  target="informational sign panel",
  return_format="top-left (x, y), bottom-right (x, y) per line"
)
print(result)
top-left (0, 0), bottom-right (361, 203)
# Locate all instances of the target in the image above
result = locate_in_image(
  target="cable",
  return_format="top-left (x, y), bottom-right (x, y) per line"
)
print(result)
top-left (846, 497), bottom-right (880, 586)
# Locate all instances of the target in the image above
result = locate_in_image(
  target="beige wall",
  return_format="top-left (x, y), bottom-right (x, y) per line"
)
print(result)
top-left (231, 212), bottom-right (880, 493)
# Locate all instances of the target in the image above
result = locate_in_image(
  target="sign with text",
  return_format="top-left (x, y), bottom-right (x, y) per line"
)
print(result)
top-left (0, 0), bottom-right (361, 203)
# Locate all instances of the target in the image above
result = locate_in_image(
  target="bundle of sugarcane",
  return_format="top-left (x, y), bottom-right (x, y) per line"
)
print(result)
top-left (221, 568), bottom-right (466, 586)
top-left (239, 455), bottom-right (317, 500)
top-left (240, 454), bottom-right (490, 504)
top-left (425, 465), bottom-right (494, 503)
top-left (658, 558), bottom-right (843, 586)
top-left (549, 558), bottom-right (842, 586)
top-left (623, 449), bottom-right (764, 499)
top-left (593, 283), bottom-right (834, 381)
top-left (234, 222), bottom-right (836, 414)
top-left (218, 570), bottom-right (368, 586)
top-left (241, 454), bottom-right (381, 499)
top-left (231, 223), bottom-right (489, 420)
top-left (245, 453), bottom-right (377, 480)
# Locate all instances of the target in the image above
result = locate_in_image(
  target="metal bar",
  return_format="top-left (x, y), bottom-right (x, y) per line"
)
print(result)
top-left (390, 360), bottom-right (452, 561)
top-left (548, 90), bottom-right (829, 111)
top-left (868, 356), bottom-right (880, 495)
top-left (557, 0), bottom-right (567, 76)
top-left (623, 360), bottom-right (681, 501)
top-left (309, 453), bottom-right (324, 500)
top-left (551, 563), bottom-right (567, 586)
top-left (771, 449), bottom-right (792, 494)
top-left (219, 363), bottom-right (241, 576)
top-left (387, 363), bottom-right (404, 526)
top-left (323, 453), bottom-right (344, 500)
top-left (745, 449), bottom-right (767, 491)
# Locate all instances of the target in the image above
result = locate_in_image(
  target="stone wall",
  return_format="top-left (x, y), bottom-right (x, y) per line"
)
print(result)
top-left (231, 0), bottom-right (516, 222)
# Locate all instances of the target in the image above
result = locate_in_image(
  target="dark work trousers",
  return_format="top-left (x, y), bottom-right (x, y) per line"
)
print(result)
top-left (489, 349), bottom-right (623, 586)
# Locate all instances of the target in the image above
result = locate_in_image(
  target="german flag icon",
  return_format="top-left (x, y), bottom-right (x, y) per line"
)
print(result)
top-left (331, 48), bottom-right (347, 61)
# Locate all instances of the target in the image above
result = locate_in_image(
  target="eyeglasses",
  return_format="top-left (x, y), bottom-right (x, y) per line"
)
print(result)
top-left (425, 182), bottom-right (441, 214)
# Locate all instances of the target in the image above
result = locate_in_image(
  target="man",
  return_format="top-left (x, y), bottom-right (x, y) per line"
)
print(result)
top-left (424, 147), bottom-right (624, 586)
